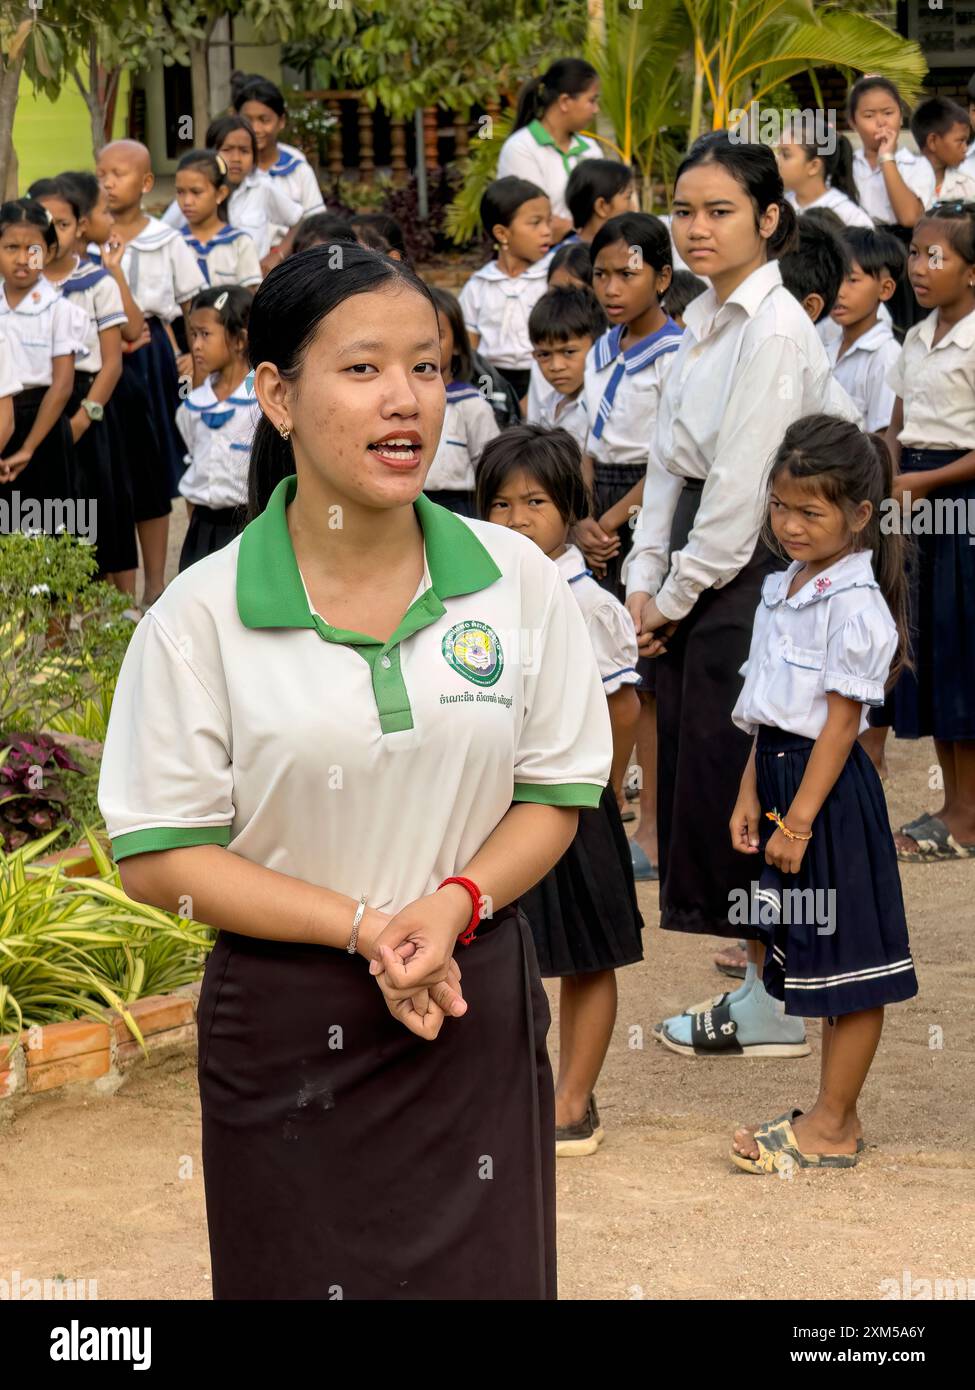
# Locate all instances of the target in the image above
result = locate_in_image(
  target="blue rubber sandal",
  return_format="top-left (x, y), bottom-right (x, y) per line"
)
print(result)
top-left (629, 842), bottom-right (658, 881)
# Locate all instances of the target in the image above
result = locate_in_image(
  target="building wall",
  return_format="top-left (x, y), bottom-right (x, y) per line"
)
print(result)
top-left (13, 69), bottom-right (131, 192)
top-left (140, 19), bottom-right (283, 177)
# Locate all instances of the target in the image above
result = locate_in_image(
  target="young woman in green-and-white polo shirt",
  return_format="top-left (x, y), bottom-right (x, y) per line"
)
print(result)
top-left (98, 244), bottom-right (612, 1301)
top-left (497, 58), bottom-right (603, 246)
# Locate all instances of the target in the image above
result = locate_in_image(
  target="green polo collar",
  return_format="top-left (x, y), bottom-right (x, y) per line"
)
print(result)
top-left (237, 473), bottom-right (502, 630)
top-left (527, 119), bottom-right (589, 172)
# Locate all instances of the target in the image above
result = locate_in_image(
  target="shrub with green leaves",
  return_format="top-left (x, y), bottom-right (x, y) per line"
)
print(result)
top-left (1, 829), bottom-right (214, 1059)
top-left (0, 530), bottom-right (133, 734)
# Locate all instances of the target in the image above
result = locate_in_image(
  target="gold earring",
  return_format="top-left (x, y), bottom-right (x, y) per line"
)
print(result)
top-left (277, 422), bottom-right (291, 440)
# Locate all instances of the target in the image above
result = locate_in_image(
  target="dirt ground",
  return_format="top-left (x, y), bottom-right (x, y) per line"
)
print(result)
top-left (2, 515), bottom-right (973, 1301)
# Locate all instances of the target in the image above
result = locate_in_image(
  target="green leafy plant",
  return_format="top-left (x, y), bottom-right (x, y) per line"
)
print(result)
top-left (445, 112), bottom-right (512, 248)
top-left (1, 829), bottom-right (213, 1060)
top-left (0, 530), bottom-right (132, 735)
top-left (326, 173), bottom-right (394, 214)
top-left (283, 87), bottom-right (338, 163)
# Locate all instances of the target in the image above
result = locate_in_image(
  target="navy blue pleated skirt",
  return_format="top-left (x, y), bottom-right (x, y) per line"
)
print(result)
top-left (178, 502), bottom-right (246, 572)
top-left (520, 783), bottom-right (644, 977)
top-left (120, 317), bottom-right (185, 500)
top-left (0, 387), bottom-right (72, 518)
top-left (751, 726), bottom-right (917, 1018)
top-left (69, 371), bottom-right (137, 575)
top-left (893, 447), bottom-right (975, 742)
top-left (592, 460), bottom-right (647, 604)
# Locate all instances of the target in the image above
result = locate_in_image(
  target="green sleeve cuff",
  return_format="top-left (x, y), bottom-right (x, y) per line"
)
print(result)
top-left (512, 781), bottom-right (605, 809)
top-left (111, 824), bottom-right (232, 861)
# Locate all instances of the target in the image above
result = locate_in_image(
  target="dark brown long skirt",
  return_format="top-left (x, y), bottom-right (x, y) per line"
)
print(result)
top-left (196, 905), bottom-right (556, 1300)
top-left (654, 480), bottom-right (778, 939)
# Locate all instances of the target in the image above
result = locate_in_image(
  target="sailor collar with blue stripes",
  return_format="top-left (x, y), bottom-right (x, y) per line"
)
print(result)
top-left (470, 255), bottom-right (552, 285)
top-left (182, 374), bottom-right (258, 428)
top-left (61, 255), bottom-right (110, 295)
top-left (592, 317), bottom-right (683, 375)
top-left (125, 216), bottom-right (183, 252)
top-left (445, 379), bottom-right (482, 403)
top-left (763, 551), bottom-right (879, 610)
top-left (180, 222), bottom-right (249, 255)
top-left (268, 143), bottom-right (308, 178)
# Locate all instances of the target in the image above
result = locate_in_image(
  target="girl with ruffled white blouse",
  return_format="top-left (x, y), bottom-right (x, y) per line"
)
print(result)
top-left (723, 415), bottom-right (916, 1175)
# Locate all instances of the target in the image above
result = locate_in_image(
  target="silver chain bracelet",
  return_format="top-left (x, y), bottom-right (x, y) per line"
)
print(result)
top-left (347, 892), bottom-right (367, 954)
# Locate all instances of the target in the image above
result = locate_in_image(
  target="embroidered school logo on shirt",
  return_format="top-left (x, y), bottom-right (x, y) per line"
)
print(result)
top-left (442, 620), bottom-right (504, 687)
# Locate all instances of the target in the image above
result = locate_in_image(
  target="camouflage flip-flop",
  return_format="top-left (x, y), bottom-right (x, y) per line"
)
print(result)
top-left (731, 1111), bottom-right (861, 1174)
top-left (731, 1108), bottom-right (865, 1164)
top-left (896, 813), bottom-right (975, 863)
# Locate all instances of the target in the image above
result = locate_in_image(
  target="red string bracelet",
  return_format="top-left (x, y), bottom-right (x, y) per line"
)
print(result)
top-left (437, 876), bottom-right (483, 946)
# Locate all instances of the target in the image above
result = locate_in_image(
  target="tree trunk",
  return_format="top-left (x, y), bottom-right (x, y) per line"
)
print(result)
top-left (688, 56), bottom-right (704, 149)
top-left (189, 31), bottom-right (212, 145)
top-left (0, 58), bottom-right (23, 201)
top-left (102, 67), bottom-right (121, 145)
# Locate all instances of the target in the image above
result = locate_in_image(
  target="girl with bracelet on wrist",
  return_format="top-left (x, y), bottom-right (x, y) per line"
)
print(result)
top-left (97, 243), bottom-right (611, 1299)
top-left (725, 415), bottom-right (916, 1173)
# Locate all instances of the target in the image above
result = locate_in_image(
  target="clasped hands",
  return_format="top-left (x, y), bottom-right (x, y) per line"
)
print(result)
top-left (355, 884), bottom-right (472, 1041)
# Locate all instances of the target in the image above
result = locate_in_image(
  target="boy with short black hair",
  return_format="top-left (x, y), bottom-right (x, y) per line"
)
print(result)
top-left (777, 218), bottom-right (864, 425)
top-left (526, 284), bottom-right (607, 454)
top-left (827, 226), bottom-right (904, 432)
top-left (910, 96), bottom-right (975, 200)
top-left (565, 159), bottom-right (636, 244)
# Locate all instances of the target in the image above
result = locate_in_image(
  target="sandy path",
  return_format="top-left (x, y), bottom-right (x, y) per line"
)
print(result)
top-left (2, 729), bottom-right (973, 1300)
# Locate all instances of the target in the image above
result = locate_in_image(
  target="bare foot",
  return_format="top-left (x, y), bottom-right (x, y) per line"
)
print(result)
top-left (631, 827), bottom-right (658, 866)
top-left (714, 943), bottom-right (747, 973)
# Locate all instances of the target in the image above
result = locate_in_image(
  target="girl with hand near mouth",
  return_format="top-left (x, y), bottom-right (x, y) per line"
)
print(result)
top-left (848, 75), bottom-right (936, 334)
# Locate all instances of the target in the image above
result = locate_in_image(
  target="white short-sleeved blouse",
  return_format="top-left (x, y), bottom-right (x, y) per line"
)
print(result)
top-left (887, 307), bottom-right (975, 450)
top-left (98, 477), bottom-right (612, 916)
top-left (425, 382), bottom-right (499, 491)
top-left (583, 319), bottom-right (682, 465)
top-left (458, 258), bottom-right (552, 372)
top-left (496, 123), bottom-right (601, 223)
top-left (554, 544), bottom-right (639, 695)
top-left (732, 550), bottom-right (898, 740)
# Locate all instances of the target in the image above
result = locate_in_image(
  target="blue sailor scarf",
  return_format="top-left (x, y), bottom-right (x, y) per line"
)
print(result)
top-left (590, 317), bottom-right (682, 441)
top-left (180, 224), bottom-right (247, 285)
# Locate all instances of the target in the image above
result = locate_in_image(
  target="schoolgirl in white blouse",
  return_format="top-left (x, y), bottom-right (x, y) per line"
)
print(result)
top-left (777, 132), bottom-right (874, 229)
top-left (0, 199), bottom-right (87, 517)
top-left (161, 114), bottom-right (303, 262)
top-left (847, 76), bottom-right (936, 333)
top-left (173, 149), bottom-right (262, 290)
top-left (724, 415), bottom-right (916, 1174)
top-left (231, 74), bottom-right (325, 264)
top-left (623, 134), bottom-right (840, 1059)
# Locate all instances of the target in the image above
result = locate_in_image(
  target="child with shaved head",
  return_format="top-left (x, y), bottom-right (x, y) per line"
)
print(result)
top-left (95, 139), bottom-right (205, 607)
